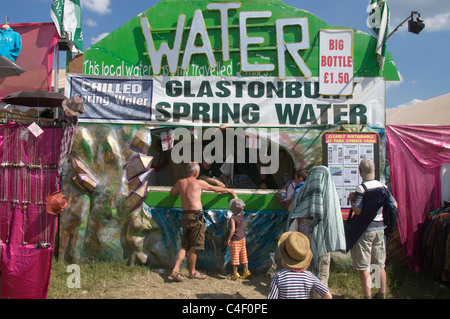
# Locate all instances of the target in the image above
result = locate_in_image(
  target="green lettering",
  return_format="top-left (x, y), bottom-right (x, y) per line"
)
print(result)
top-left (275, 103), bottom-right (300, 124)
top-left (173, 102), bottom-right (190, 122)
top-left (333, 104), bottom-right (347, 124)
top-left (222, 103), bottom-right (239, 123)
top-left (285, 81), bottom-right (302, 98)
top-left (304, 82), bottom-right (320, 99)
top-left (166, 80), bottom-right (182, 97)
top-left (197, 81), bottom-right (213, 97)
top-left (349, 104), bottom-right (367, 124)
top-left (193, 103), bottom-right (210, 123)
top-left (317, 104), bottom-right (331, 124)
top-left (155, 102), bottom-right (171, 121)
top-left (300, 104), bottom-right (317, 124)
top-left (184, 80), bottom-right (195, 97)
top-left (232, 81), bottom-right (245, 98)
top-left (248, 81), bottom-right (265, 98)
top-left (212, 102), bottom-right (220, 123)
top-left (266, 81), bottom-right (284, 98)
top-left (216, 81), bottom-right (231, 97)
top-left (242, 103), bottom-right (259, 124)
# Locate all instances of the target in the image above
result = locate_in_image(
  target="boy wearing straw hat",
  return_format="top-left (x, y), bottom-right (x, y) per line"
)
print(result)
top-left (268, 231), bottom-right (332, 299)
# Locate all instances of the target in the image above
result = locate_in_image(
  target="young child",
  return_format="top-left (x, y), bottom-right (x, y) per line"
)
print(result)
top-left (226, 198), bottom-right (251, 280)
top-left (268, 231), bottom-right (333, 299)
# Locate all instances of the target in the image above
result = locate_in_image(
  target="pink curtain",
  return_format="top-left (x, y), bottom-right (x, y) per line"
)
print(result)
top-left (0, 123), bottom-right (62, 299)
top-left (386, 125), bottom-right (450, 273)
top-left (0, 23), bottom-right (59, 98)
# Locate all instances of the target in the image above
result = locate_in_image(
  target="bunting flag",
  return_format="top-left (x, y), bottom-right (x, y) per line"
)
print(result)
top-left (367, 0), bottom-right (390, 68)
top-left (160, 130), bottom-right (174, 151)
top-left (50, 0), bottom-right (83, 53)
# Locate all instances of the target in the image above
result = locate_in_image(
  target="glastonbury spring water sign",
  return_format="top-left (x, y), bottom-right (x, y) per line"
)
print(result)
top-left (67, 74), bottom-right (386, 127)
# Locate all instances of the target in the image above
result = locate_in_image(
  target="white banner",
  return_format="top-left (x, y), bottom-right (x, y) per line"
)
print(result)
top-left (151, 76), bottom-right (385, 128)
top-left (67, 75), bottom-right (386, 128)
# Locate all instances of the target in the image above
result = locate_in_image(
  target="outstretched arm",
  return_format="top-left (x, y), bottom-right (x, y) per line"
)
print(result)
top-left (198, 175), bottom-right (226, 187)
top-left (199, 180), bottom-right (236, 198)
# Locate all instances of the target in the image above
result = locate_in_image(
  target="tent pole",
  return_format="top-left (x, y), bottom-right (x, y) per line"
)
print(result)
top-left (54, 45), bottom-right (59, 92)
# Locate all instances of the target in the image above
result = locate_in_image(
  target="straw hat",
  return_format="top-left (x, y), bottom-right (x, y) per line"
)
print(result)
top-left (62, 95), bottom-right (84, 117)
top-left (278, 231), bottom-right (313, 269)
top-left (46, 190), bottom-right (68, 215)
top-left (359, 158), bottom-right (375, 180)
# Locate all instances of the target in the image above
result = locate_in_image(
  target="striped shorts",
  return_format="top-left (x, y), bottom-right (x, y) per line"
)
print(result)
top-left (229, 238), bottom-right (248, 266)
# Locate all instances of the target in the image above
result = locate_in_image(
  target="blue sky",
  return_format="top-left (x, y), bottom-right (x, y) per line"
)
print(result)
top-left (3, 0), bottom-right (450, 109)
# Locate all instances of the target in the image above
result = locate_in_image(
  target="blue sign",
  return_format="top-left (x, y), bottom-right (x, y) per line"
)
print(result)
top-left (66, 74), bottom-right (153, 123)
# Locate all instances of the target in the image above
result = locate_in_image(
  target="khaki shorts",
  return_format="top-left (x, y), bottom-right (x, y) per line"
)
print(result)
top-left (181, 212), bottom-right (206, 251)
top-left (351, 229), bottom-right (386, 271)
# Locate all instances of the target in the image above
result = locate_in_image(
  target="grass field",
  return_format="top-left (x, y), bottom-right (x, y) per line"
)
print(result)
top-left (47, 259), bottom-right (450, 299)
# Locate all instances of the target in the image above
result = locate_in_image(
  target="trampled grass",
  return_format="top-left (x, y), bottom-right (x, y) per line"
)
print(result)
top-left (47, 259), bottom-right (450, 299)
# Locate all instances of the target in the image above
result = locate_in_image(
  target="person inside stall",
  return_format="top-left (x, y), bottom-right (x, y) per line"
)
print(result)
top-left (286, 169), bottom-right (309, 211)
top-left (232, 162), bottom-right (258, 188)
top-left (198, 158), bottom-right (229, 187)
top-left (258, 173), bottom-right (278, 189)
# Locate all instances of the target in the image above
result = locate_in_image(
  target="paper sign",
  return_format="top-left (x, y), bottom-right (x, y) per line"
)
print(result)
top-left (319, 29), bottom-right (354, 96)
top-left (27, 122), bottom-right (44, 137)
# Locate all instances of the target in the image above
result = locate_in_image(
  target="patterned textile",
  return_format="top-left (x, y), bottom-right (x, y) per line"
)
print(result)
top-left (286, 166), bottom-right (346, 272)
top-left (268, 268), bottom-right (329, 299)
top-left (57, 120), bottom-right (77, 174)
top-left (229, 238), bottom-right (248, 266)
top-left (0, 123), bottom-right (63, 299)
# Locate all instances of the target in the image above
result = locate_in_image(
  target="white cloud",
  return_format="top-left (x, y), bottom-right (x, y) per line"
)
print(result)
top-left (388, 0), bottom-right (450, 32)
top-left (82, 0), bottom-right (112, 15)
top-left (84, 17), bottom-right (98, 27)
top-left (394, 98), bottom-right (423, 109)
top-left (424, 12), bottom-right (450, 32)
top-left (91, 32), bottom-right (109, 45)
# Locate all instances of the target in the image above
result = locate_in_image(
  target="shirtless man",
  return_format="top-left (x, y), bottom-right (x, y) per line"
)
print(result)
top-left (169, 162), bottom-right (236, 281)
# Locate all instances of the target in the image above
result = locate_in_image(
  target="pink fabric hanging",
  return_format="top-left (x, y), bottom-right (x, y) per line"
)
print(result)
top-left (1, 244), bottom-right (53, 299)
top-left (0, 124), bottom-right (62, 299)
top-left (386, 125), bottom-right (450, 273)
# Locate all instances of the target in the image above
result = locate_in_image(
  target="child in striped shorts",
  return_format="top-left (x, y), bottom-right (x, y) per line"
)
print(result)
top-left (226, 198), bottom-right (251, 280)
